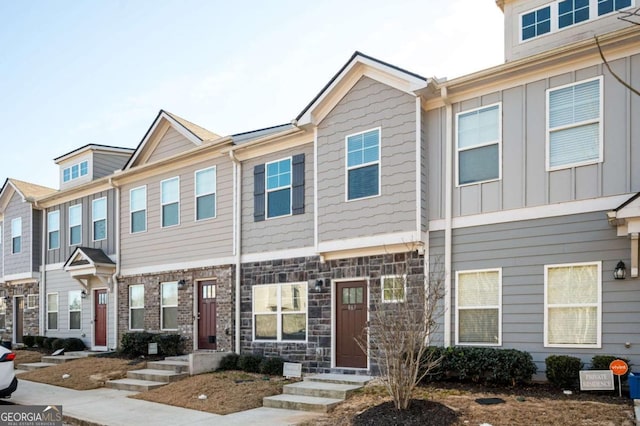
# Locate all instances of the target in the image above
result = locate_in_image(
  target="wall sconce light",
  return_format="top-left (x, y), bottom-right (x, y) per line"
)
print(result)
top-left (81, 290), bottom-right (87, 299)
top-left (177, 279), bottom-right (186, 290)
top-left (614, 261), bottom-right (626, 280)
top-left (314, 279), bottom-right (329, 293)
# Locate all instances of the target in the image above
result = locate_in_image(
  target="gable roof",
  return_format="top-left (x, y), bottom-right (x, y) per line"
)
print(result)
top-left (0, 178), bottom-right (56, 210)
top-left (54, 144), bottom-right (135, 164)
top-left (64, 247), bottom-right (116, 269)
top-left (295, 51), bottom-right (428, 126)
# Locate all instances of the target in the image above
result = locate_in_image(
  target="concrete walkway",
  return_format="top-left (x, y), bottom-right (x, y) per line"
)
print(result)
top-left (10, 378), bottom-right (321, 426)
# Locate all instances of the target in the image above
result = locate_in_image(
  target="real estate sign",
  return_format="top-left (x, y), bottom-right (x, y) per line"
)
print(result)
top-left (579, 370), bottom-right (614, 391)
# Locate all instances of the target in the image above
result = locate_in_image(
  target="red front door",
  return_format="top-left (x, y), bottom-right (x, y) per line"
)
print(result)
top-left (197, 280), bottom-right (217, 350)
top-left (94, 289), bottom-right (107, 347)
top-left (336, 281), bottom-right (367, 368)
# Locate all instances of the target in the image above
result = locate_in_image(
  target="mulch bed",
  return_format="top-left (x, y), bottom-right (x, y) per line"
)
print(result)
top-left (352, 399), bottom-right (458, 426)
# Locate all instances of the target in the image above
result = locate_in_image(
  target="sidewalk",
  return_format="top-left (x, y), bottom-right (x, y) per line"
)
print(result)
top-left (9, 379), bottom-right (321, 426)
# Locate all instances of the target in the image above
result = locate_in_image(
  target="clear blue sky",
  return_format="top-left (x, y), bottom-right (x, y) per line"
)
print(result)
top-left (0, 0), bottom-right (503, 188)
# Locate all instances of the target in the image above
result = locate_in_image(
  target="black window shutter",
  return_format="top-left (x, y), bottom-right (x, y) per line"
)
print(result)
top-left (292, 153), bottom-right (305, 215)
top-left (254, 164), bottom-right (265, 222)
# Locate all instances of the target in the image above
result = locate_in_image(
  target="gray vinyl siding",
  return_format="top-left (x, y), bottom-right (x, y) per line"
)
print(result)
top-left (120, 157), bottom-right (233, 270)
top-left (0, 221), bottom-right (3, 278)
top-left (427, 53), bottom-right (640, 220)
top-left (147, 127), bottom-right (197, 164)
top-left (317, 76), bottom-right (417, 242)
top-left (420, 109), bottom-right (428, 232)
top-left (93, 153), bottom-right (131, 179)
top-left (4, 192), bottom-right (32, 276)
top-left (449, 211), bottom-right (639, 373)
top-left (241, 143), bottom-right (314, 254)
top-left (31, 210), bottom-right (42, 272)
top-left (45, 190), bottom-right (117, 265)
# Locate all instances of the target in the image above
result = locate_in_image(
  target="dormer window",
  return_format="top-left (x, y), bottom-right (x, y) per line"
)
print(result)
top-left (558, 0), bottom-right (590, 28)
top-left (598, 0), bottom-right (631, 15)
top-left (63, 160), bottom-right (89, 183)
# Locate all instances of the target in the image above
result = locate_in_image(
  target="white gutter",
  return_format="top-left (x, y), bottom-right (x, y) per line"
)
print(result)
top-left (109, 178), bottom-right (120, 350)
top-left (228, 151), bottom-right (242, 354)
top-left (38, 202), bottom-right (46, 335)
top-left (442, 86), bottom-right (453, 347)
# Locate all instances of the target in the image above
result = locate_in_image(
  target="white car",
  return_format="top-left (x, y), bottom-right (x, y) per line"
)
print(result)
top-left (0, 346), bottom-right (17, 398)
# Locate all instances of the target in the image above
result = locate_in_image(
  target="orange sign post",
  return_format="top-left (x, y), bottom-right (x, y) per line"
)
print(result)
top-left (610, 359), bottom-right (628, 397)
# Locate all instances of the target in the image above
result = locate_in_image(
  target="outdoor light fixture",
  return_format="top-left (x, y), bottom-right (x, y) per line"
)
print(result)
top-left (81, 290), bottom-right (87, 299)
top-left (614, 261), bottom-right (626, 280)
top-left (314, 279), bottom-right (323, 293)
top-left (177, 279), bottom-right (187, 290)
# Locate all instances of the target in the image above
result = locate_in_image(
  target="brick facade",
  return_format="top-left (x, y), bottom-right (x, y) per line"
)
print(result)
top-left (118, 265), bottom-right (234, 352)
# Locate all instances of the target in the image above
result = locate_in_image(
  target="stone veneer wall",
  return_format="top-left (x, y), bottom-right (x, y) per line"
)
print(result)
top-left (118, 265), bottom-right (234, 352)
top-left (240, 251), bottom-right (424, 373)
top-left (2, 281), bottom-right (40, 343)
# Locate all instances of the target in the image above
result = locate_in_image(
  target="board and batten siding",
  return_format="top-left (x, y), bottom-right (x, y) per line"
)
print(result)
top-left (445, 211), bottom-right (638, 373)
top-left (4, 192), bottom-right (33, 276)
top-left (316, 76), bottom-right (418, 243)
top-left (31, 210), bottom-right (42, 272)
top-left (427, 53), bottom-right (640, 220)
top-left (241, 143), bottom-right (314, 254)
top-left (120, 158), bottom-right (233, 270)
top-left (45, 190), bottom-right (117, 265)
top-left (147, 127), bottom-right (197, 164)
top-left (93, 152), bottom-right (130, 179)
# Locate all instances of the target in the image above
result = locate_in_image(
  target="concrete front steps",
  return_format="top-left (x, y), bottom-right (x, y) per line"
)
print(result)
top-left (106, 356), bottom-right (189, 392)
top-left (17, 351), bottom-right (104, 371)
top-left (263, 373), bottom-right (372, 413)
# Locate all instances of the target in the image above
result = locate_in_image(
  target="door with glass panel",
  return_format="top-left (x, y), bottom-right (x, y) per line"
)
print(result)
top-left (336, 281), bottom-right (367, 368)
top-left (198, 280), bottom-right (217, 350)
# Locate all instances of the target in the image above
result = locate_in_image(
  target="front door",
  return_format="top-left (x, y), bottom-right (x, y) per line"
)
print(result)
top-left (335, 281), bottom-right (367, 368)
top-left (14, 297), bottom-right (23, 344)
top-left (197, 280), bottom-right (217, 350)
top-left (94, 289), bottom-right (107, 347)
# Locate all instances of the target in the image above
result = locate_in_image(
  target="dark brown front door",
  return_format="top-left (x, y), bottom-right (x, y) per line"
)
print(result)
top-left (14, 297), bottom-right (23, 344)
top-left (336, 281), bottom-right (367, 368)
top-left (94, 289), bottom-right (107, 347)
top-left (198, 280), bottom-right (217, 350)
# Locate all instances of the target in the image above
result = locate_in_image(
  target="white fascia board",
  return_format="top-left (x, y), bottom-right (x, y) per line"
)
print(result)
top-left (241, 247), bottom-right (318, 263)
top-left (4, 272), bottom-right (39, 282)
top-left (317, 231), bottom-right (422, 254)
top-left (45, 263), bottom-right (65, 272)
top-left (119, 256), bottom-right (236, 277)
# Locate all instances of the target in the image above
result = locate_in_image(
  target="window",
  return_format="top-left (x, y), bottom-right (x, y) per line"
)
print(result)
top-left (598, 0), bottom-right (632, 15)
top-left (456, 269), bottom-right (502, 345)
top-left (47, 211), bottom-right (60, 250)
top-left (253, 283), bottom-right (307, 341)
top-left (129, 285), bottom-right (144, 330)
top-left (11, 217), bottom-right (21, 254)
top-left (346, 128), bottom-right (380, 200)
top-left (68, 290), bottom-right (81, 330)
top-left (558, 0), bottom-right (590, 28)
top-left (63, 160), bottom-right (89, 183)
top-left (161, 177), bottom-right (180, 227)
top-left (130, 186), bottom-right (147, 233)
top-left (47, 293), bottom-right (58, 330)
top-left (0, 299), bottom-right (5, 329)
top-left (545, 262), bottom-right (601, 347)
top-left (27, 294), bottom-right (38, 309)
top-left (161, 282), bottom-right (178, 330)
top-left (69, 205), bottom-right (82, 246)
top-left (547, 77), bottom-right (602, 170)
top-left (522, 6), bottom-right (551, 40)
top-left (195, 167), bottom-right (216, 221)
top-left (457, 104), bottom-right (501, 185)
top-left (381, 275), bottom-right (406, 303)
top-left (92, 197), bottom-right (107, 241)
top-left (266, 158), bottom-right (292, 218)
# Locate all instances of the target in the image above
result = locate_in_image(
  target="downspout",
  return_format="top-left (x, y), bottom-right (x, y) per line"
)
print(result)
top-left (37, 201), bottom-right (46, 336)
top-left (442, 86), bottom-right (453, 348)
top-left (228, 151), bottom-right (241, 354)
top-left (109, 178), bottom-right (120, 350)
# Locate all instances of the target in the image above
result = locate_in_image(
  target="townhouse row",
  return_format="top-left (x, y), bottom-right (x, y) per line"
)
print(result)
top-left (1, 0), bottom-right (640, 375)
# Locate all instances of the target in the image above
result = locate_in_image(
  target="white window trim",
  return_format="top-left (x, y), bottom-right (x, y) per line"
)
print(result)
top-left (130, 185), bottom-right (147, 234)
top-left (252, 282), bottom-right (308, 343)
top-left (455, 102), bottom-right (503, 187)
top-left (11, 217), bottom-right (21, 254)
top-left (68, 290), bottom-right (82, 330)
top-left (47, 211), bottom-right (60, 250)
top-left (27, 294), bottom-right (38, 309)
top-left (63, 160), bottom-right (90, 183)
top-left (546, 76), bottom-right (604, 171)
top-left (381, 275), bottom-right (407, 303)
top-left (195, 166), bottom-right (217, 222)
top-left (544, 261), bottom-right (602, 348)
top-left (345, 127), bottom-right (382, 202)
top-left (519, 0), bottom-right (636, 43)
top-left (92, 197), bottom-right (107, 242)
top-left (68, 204), bottom-right (82, 246)
top-left (129, 284), bottom-right (144, 331)
top-left (160, 282), bottom-right (178, 331)
top-left (160, 177), bottom-right (180, 228)
top-left (265, 157), bottom-right (293, 219)
top-left (47, 292), bottom-right (59, 331)
top-left (455, 268), bottom-right (503, 347)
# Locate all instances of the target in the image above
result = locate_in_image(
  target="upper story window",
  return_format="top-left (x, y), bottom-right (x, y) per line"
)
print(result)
top-left (11, 217), bottom-right (21, 254)
top-left (47, 211), bottom-right (60, 250)
top-left (456, 104), bottom-right (501, 186)
top-left (92, 197), bottom-right (107, 241)
top-left (266, 158), bottom-right (292, 218)
top-left (522, 6), bottom-right (552, 40)
top-left (161, 177), bottom-right (180, 228)
top-left (598, 0), bottom-right (632, 15)
top-left (456, 269), bottom-right (502, 346)
top-left (547, 77), bottom-right (602, 170)
top-left (63, 160), bottom-right (89, 183)
top-left (346, 128), bottom-right (380, 201)
top-left (69, 204), bottom-right (82, 246)
top-left (195, 167), bottom-right (216, 221)
top-left (558, 0), bottom-right (590, 28)
top-left (130, 186), bottom-right (147, 233)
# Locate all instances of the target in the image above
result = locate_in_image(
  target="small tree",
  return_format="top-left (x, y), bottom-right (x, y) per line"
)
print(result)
top-left (355, 251), bottom-right (445, 410)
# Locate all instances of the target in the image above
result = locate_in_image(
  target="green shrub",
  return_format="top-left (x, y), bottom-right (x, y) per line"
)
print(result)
top-left (120, 332), bottom-right (155, 357)
top-left (545, 355), bottom-right (583, 389)
top-left (62, 338), bottom-right (86, 352)
top-left (22, 336), bottom-right (35, 348)
top-left (151, 334), bottom-right (184, 357)
top-left (51, 338), bottom-right (66, 351)
top-left (591, 355), bottom-right (630, 384)
top-left (42, 337), bottom-right (56, 350)
top-left (259, 357), bottom-right (285, 376)
top-left (218, 353), bottom-right (239, 371)
top-left (34, 336), bottom-right (46, 348)
top-left (238, 353), bottom-right (264, 373)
